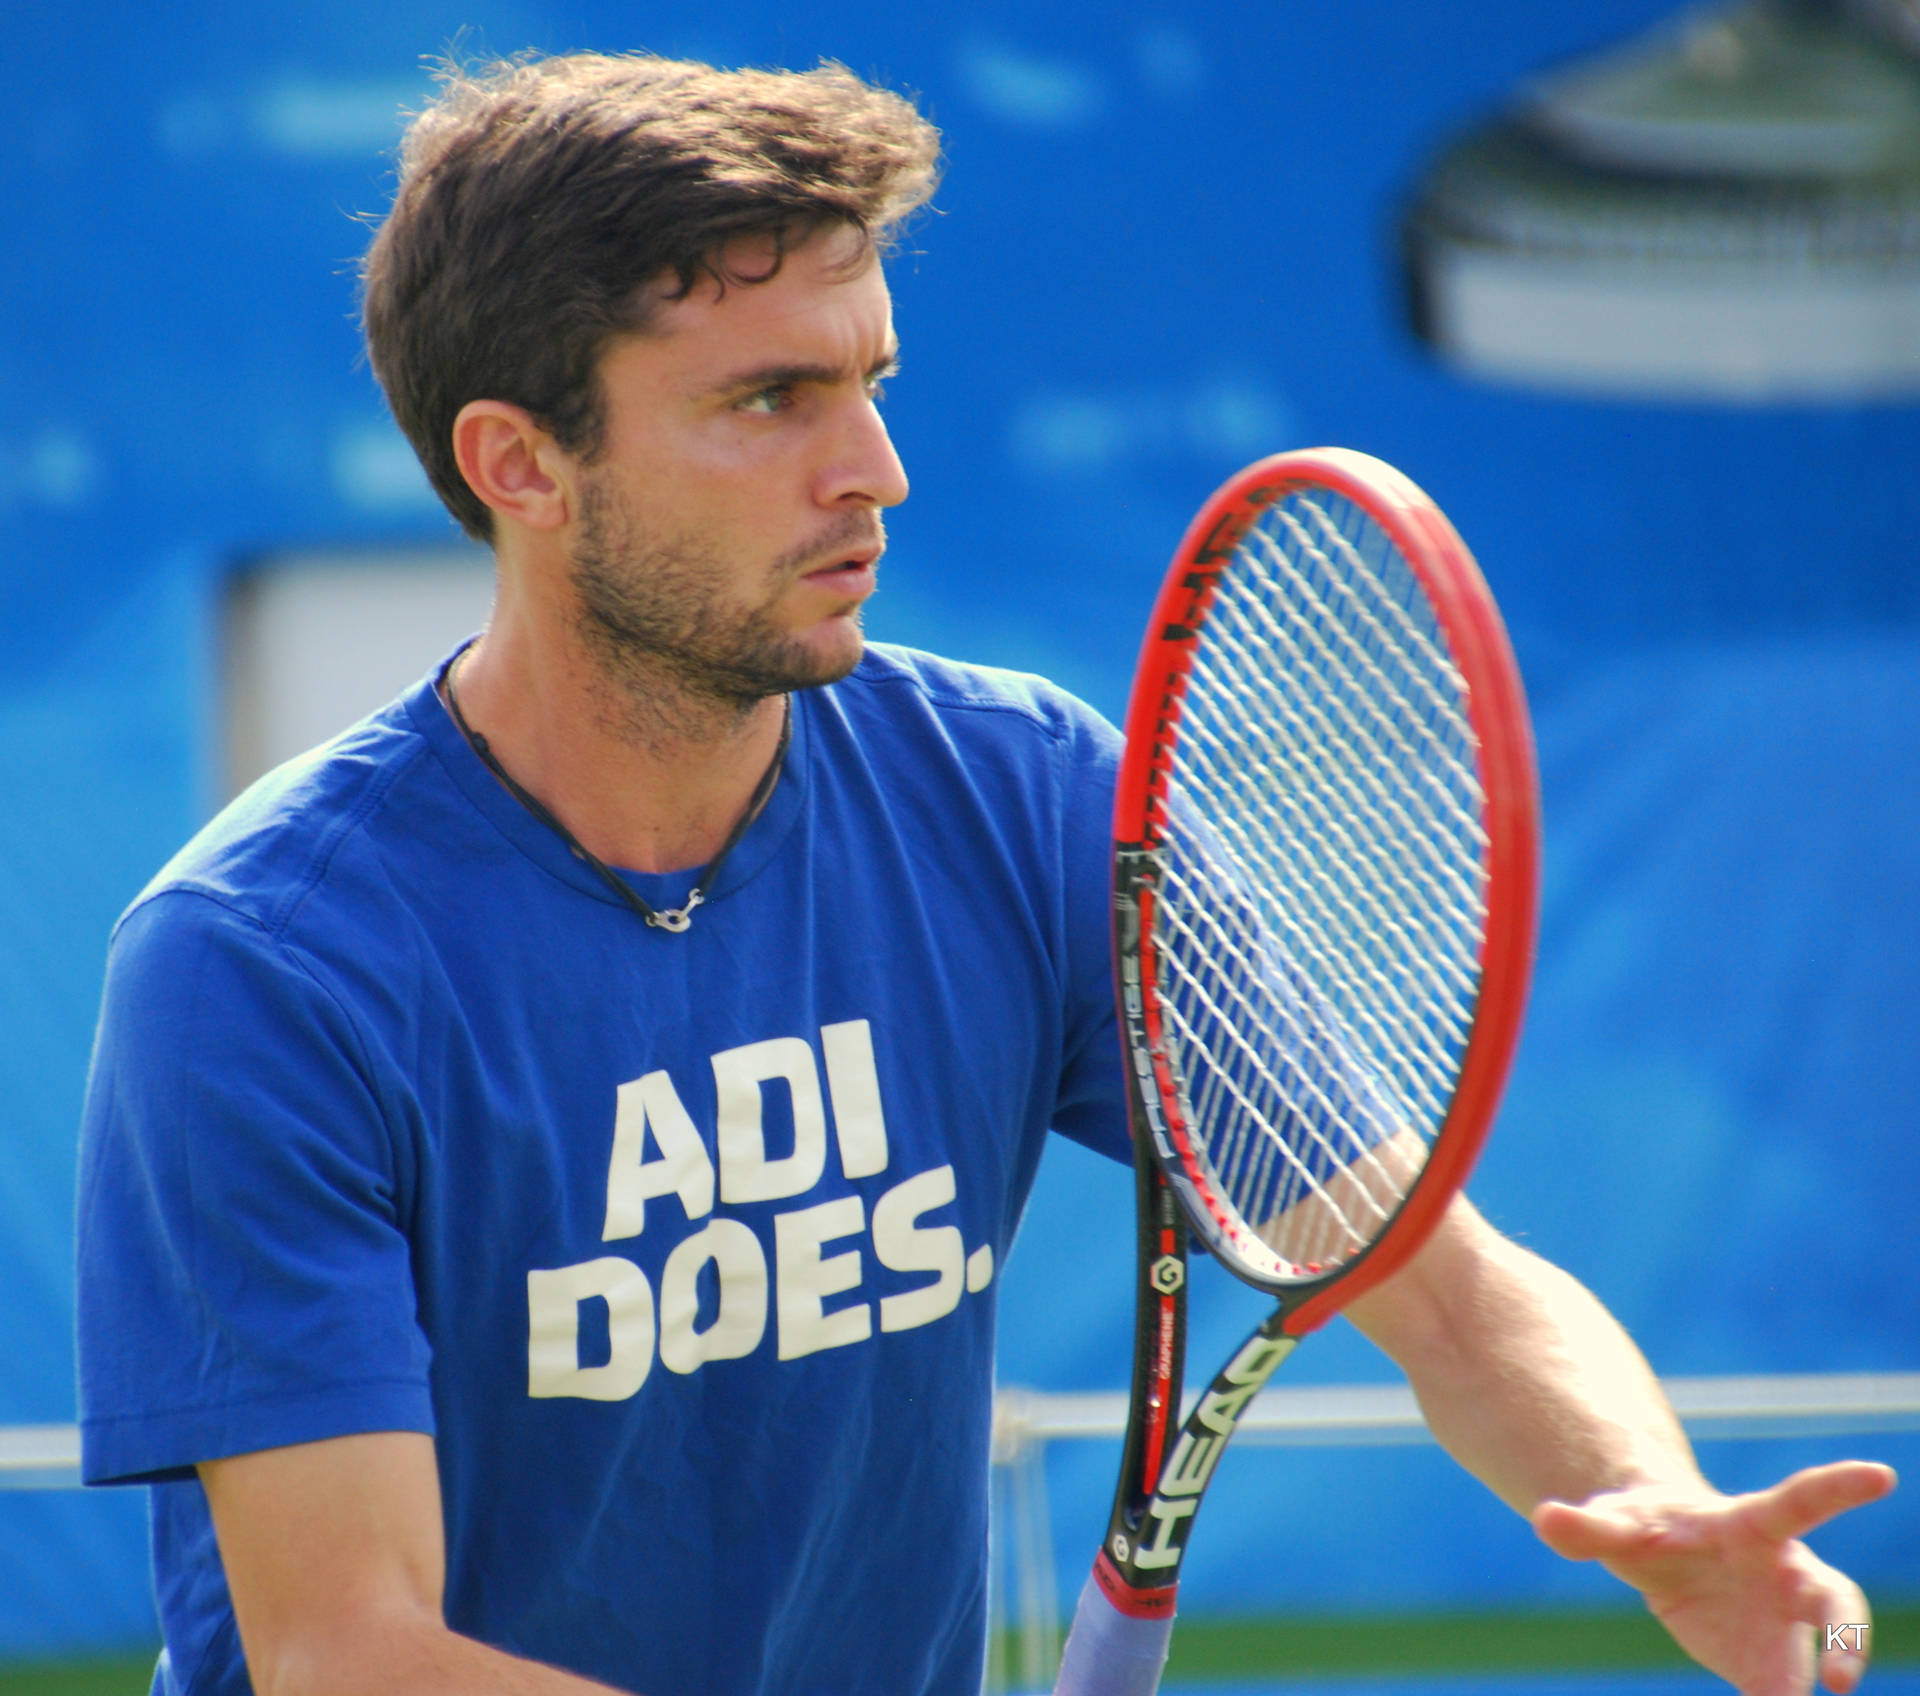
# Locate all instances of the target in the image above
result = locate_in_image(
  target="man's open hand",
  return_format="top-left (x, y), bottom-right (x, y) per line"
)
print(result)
top-left (1533, 1461), bottom-right (1898, 1696)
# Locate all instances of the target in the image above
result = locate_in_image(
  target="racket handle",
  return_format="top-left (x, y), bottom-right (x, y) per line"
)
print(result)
top-left (1052, 1568), bottom-right (1175, 1696)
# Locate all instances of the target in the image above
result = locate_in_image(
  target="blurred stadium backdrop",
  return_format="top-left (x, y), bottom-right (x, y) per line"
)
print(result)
top-left (3, 0), bottom-right (1918, 1677)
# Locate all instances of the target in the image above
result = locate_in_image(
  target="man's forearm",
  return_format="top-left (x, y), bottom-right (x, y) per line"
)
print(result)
top-left (263, 1609), bottom-right (636, 1696)
top-left (201, 1434), bottom-right (642, 1696)
top-left (1346, 1195), bottom-right (1703, 1514)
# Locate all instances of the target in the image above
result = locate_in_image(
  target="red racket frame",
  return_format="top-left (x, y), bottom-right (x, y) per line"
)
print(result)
top-left (1096, 447), bottom-right (1539, 1613)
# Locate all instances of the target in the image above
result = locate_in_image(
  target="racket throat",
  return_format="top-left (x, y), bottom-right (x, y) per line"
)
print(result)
top-left (1102, 1316), bottom-right (1298, 1597)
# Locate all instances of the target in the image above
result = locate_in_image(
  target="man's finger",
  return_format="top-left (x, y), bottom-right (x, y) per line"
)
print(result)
top-left (1815, 1615), bottom-right (1874, 1696)
top-left (1530, 1497), bottom-right (1656, 1562)
top-left (1769, 1542), bottom-right (1877, 1696)
top-left (1748, 1463), bottom-right (1898, 1546)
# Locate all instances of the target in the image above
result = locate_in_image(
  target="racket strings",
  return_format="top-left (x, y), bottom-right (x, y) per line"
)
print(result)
top-left (1155, 885), bottom-right (1393, 1234)
top-left (1179, 628), bottom-right (1475, 944)
top-left (1156, 821), bottom-right (1420, 1181)
top-left (1169, 595), bottom-right (1477, 1132)
top-left (1152, 492), bottom-right (1487, 1277)
top-left (1247, 506), bottom-right (1489, 924)
top-left (1216, 557), bottom-right (1489, 941)
top-left (1170, 685), bottom-right (1477, 1110)
top-left (1267, 500), bottom-right (1476, 766)
top-left (1192, 564), bottom-right (1484, 1076)
top-left (1156, 854), bottom-right (1408, 1264)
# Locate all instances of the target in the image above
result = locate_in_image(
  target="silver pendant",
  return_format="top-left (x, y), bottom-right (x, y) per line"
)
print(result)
top-left (646, 889), bottom-right (704, 933)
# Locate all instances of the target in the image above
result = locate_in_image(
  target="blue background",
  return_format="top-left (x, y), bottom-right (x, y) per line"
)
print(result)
top-left (3, 0), bottom-right (1917, 1659)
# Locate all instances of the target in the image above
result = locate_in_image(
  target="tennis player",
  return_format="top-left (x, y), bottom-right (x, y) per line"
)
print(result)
top-left (75, 50), bottom-right (1893, 1696)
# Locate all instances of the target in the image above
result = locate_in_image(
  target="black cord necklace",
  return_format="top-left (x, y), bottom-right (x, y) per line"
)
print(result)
top-left (441, 652), bottom-right (791, 934)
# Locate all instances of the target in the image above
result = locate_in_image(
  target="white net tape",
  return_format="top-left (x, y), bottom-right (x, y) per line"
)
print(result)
top-left (1154, 491), bottom-right (1487, 1279)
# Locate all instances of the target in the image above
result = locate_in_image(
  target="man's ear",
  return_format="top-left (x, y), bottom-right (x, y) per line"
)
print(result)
top-left (451, 400), bottom-right (575, 532)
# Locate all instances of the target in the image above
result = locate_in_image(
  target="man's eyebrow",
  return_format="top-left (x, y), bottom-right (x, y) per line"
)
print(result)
top-left (700, 345), bottom-right (902, 400)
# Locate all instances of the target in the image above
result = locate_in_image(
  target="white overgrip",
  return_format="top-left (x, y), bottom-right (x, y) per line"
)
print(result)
top-left (1051, 1569), bottom-right (1175, 1696)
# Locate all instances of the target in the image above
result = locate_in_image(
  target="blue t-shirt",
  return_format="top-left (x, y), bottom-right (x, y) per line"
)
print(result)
top-left (76, 644), bottom-right (1130, 1696)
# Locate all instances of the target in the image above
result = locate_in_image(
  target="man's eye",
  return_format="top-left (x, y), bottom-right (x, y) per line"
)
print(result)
top-left (739, 387), bottom-right (791, 415)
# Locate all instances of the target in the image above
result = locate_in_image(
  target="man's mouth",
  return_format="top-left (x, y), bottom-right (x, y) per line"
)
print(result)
top-left (801, 543), bottom-right (882, 596)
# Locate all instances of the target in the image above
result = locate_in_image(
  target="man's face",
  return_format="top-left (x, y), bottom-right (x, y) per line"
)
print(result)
top-left (565, 222), bottom-right (907, 705)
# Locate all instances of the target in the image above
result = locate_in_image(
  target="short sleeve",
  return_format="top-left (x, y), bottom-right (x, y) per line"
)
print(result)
top-left (77, 891), bottom-right (435, 1485)
top-left (1047, 700), bottom-right (1132, 1165)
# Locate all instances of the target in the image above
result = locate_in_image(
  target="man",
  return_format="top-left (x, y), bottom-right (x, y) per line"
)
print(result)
top-left (76, 49), bottom-right (1893, 1696)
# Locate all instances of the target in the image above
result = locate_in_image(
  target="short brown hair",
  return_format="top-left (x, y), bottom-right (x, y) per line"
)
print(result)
top-left (361, 52), bottom-right (940, 540)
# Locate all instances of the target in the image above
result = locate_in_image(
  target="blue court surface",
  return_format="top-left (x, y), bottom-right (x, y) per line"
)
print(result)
top-left (1158, 1677), bottom-right (1920, 1696)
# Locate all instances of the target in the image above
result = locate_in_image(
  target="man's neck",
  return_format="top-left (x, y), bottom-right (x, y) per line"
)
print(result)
top-left (445, 614), bottom-right (790, 876)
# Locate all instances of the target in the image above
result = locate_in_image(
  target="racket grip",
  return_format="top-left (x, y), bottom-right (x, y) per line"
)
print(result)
top-left (1051, 1568), bottom-right (1175, 1696)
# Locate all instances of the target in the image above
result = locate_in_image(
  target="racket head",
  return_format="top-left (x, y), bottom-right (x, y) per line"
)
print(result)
top-left (1112, 448), bottom-right (1538, 1333)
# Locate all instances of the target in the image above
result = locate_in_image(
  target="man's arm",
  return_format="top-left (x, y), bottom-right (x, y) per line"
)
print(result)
top-left (200, 1432), bottom-right (636, 1696)
top-left (1344, 1195), bottom-right (1897, 1696)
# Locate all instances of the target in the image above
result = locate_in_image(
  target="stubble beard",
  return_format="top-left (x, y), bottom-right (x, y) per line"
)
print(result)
top-left (568, 475), bottom-right (878, 746)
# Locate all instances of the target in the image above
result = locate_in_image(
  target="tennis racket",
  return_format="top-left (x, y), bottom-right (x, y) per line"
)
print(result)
top-left (1053, 448), bottom-right (1540, 1696)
